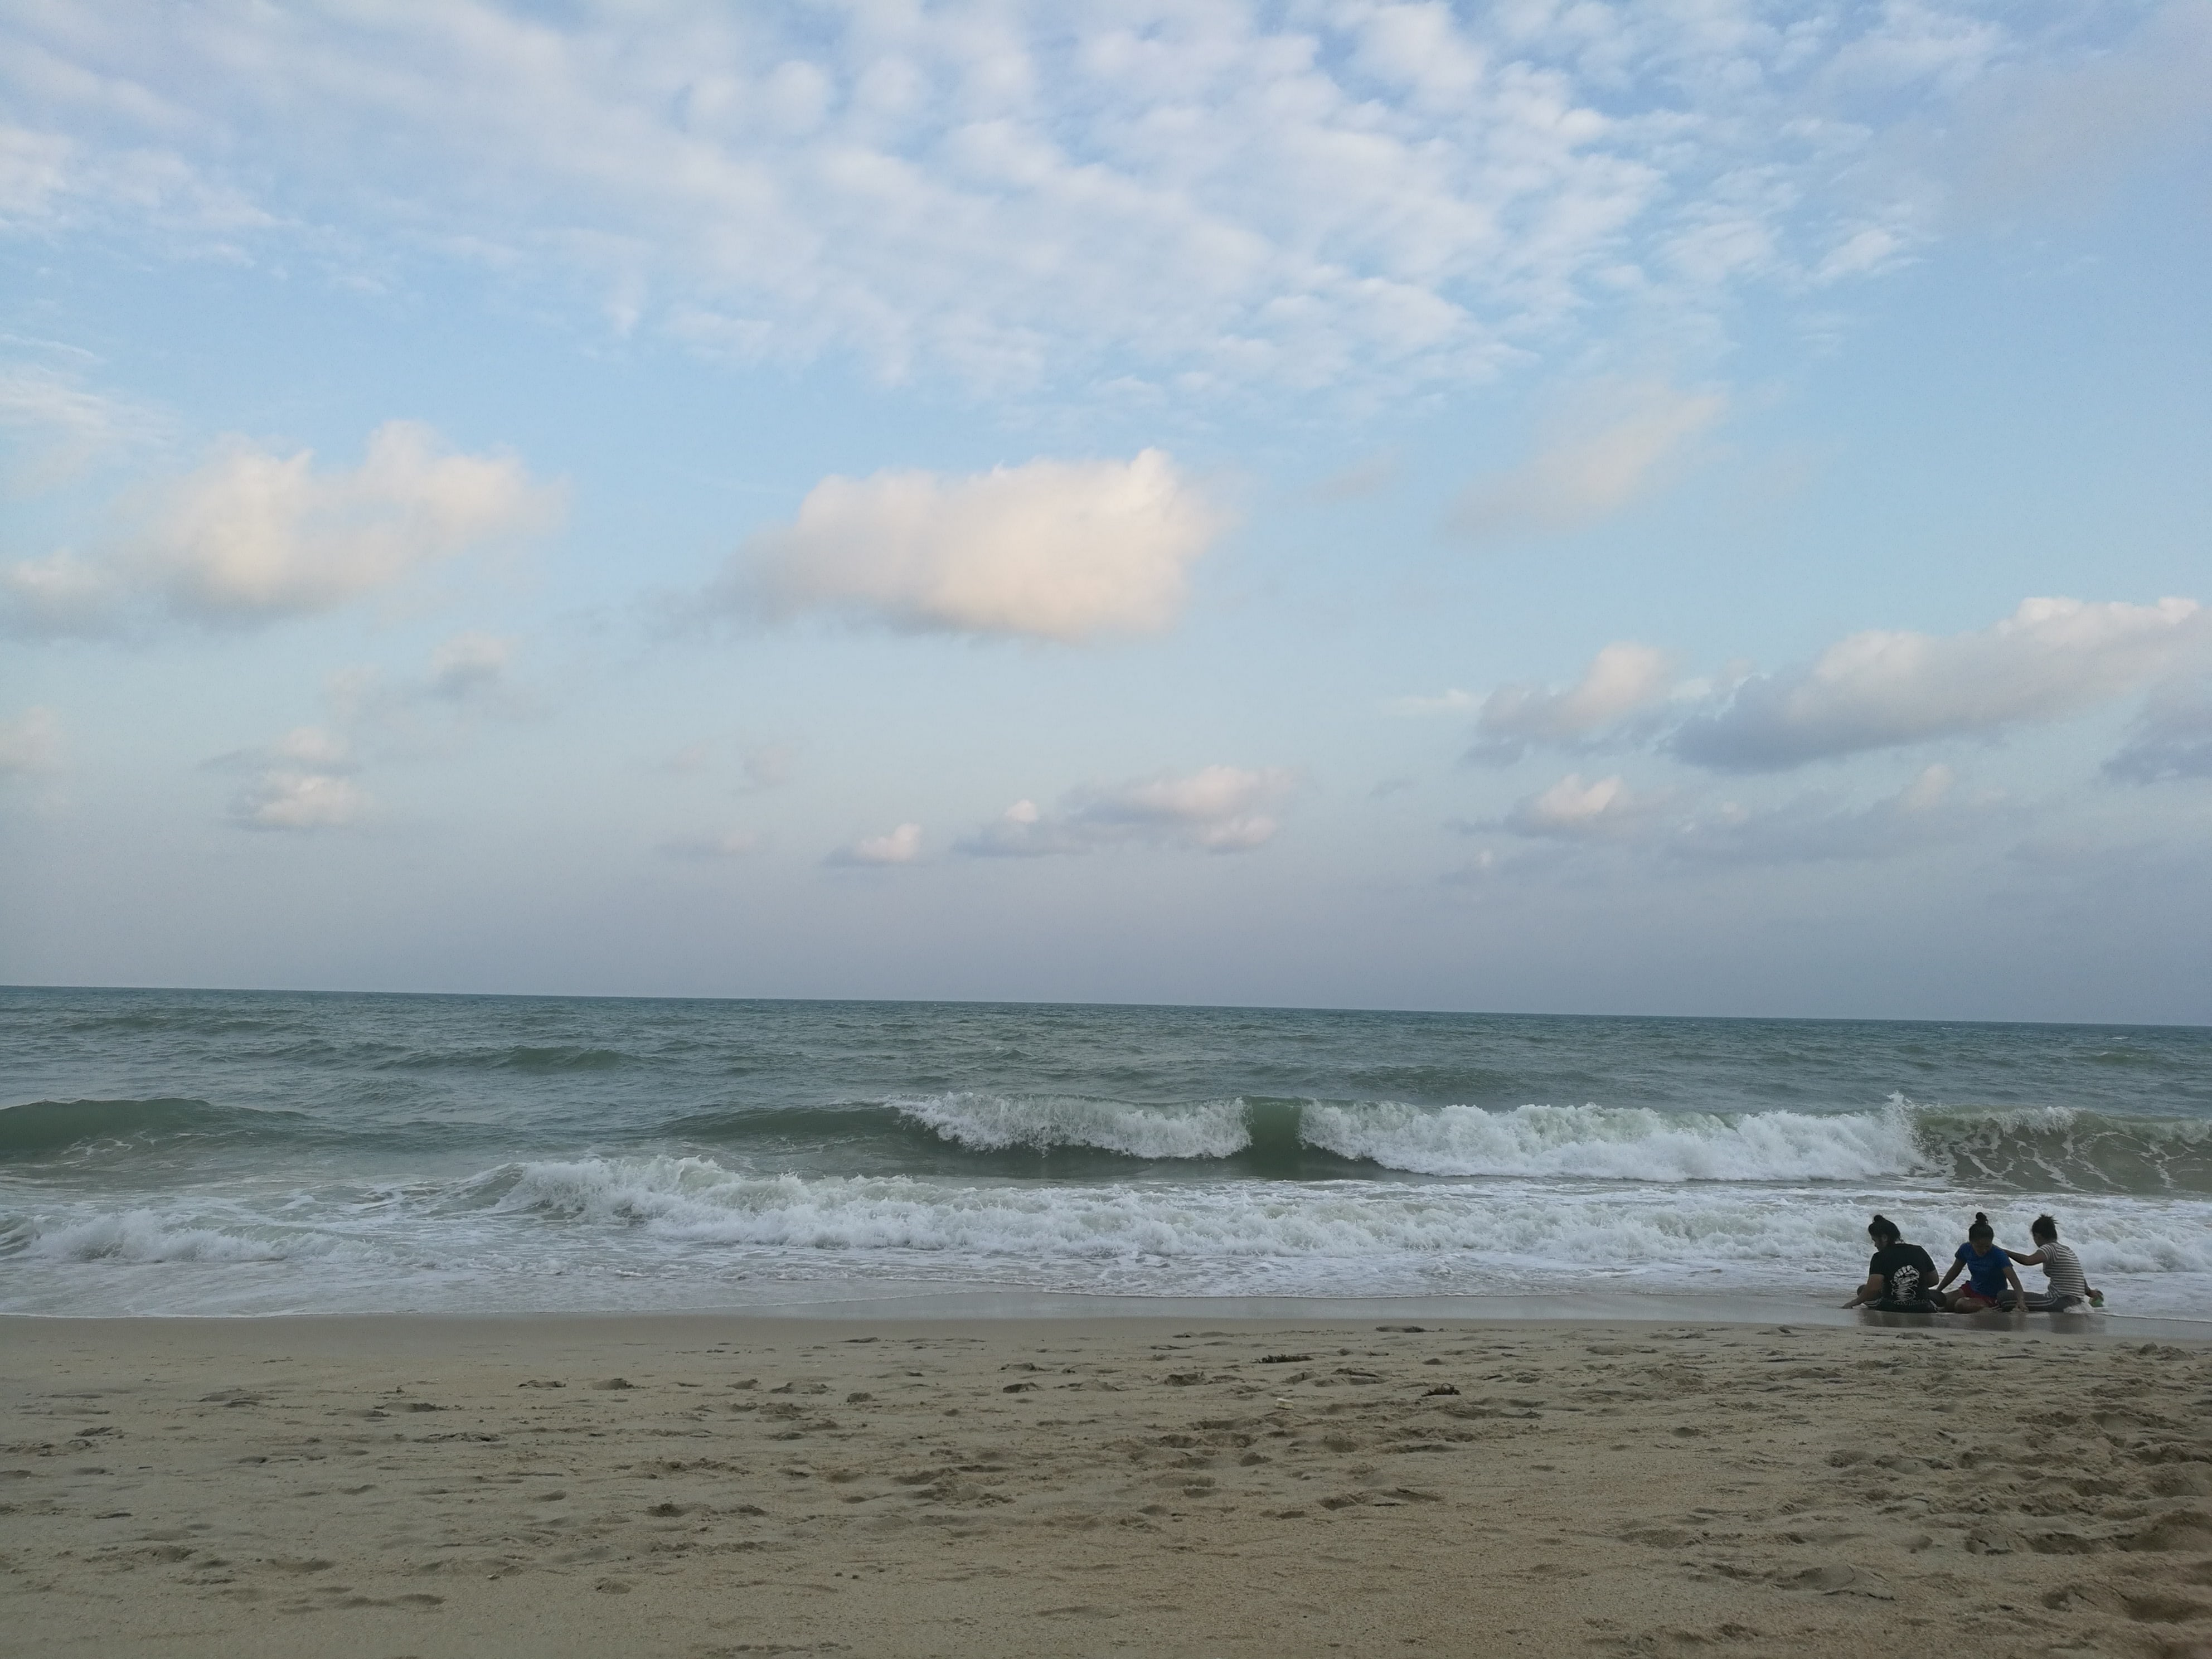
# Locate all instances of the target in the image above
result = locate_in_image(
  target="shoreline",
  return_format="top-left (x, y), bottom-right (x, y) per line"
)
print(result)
top-left (6, 1284), bottom-right (2209, 1339)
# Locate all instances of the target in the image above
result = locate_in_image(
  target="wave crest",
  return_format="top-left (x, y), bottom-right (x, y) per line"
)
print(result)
top-left (891, 1093), bottom-right (1251, 1160)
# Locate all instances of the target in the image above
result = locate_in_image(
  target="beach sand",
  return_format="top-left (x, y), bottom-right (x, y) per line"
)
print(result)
top-left (4, 1313), bottom-right (2209, 1658)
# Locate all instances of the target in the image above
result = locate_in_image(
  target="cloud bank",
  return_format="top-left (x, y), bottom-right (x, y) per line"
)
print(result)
top-left (1673, 597), bottom-right (2209, 772)
top-left (4, 2), bottom-right (2161, 395)
top-left (739, 450), bottom-right (1225, 642)
top-left (1461, 598), bottom-right (2210, 780)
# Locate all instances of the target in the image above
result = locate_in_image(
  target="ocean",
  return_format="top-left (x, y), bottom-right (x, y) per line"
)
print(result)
top-left (3, 986), bottom-right (2209, 1318)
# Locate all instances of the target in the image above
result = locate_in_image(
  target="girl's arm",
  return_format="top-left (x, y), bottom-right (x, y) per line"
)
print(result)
top-left (1843, 1273), bottom-right (1884, 1308)
top-left (2004, 1258), bottom-right (2027, 1302)
top-left (1936, 1260), bottom-right (1963, 1290)
top-left (2008, 1248), bottom-right (2046, 1265)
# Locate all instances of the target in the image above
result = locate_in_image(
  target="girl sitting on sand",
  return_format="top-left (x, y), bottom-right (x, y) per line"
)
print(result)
top-left (1934, 1212), bottom-right (2028, 1312)
top-left (2006, 1214), bottom-right (2103, 1311)
top-left (1842, 1214), bottom-right (1943, 1312)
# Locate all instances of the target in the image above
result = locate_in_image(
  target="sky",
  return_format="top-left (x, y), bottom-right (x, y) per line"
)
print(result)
top-left (2, 0), bottom-right (2209, 1023)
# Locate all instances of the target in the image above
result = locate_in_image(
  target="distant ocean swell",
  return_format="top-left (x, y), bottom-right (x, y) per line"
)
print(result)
top-left (11, 1092), bottom-right (2211, 1195)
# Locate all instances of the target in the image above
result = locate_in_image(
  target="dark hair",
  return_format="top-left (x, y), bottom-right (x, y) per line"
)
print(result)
top-left (1867, 1214), bottom-right (1900, 1245)
top-left (1968, 1211), bottom-right (1993, 1242)
top-left (2031, 1214), bottom-right (2058, 1243)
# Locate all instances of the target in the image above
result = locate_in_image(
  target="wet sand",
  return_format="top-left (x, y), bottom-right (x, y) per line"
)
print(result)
top-left (4, 1313), bottom-right (2209, 1657)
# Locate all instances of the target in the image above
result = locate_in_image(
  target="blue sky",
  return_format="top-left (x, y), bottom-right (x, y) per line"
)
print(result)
top-left (2, 0), bottom-right (2208, 1021)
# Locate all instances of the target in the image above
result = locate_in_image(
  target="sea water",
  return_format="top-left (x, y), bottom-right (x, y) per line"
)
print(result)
top-left (3, 987), bottom-right (2209, 1318)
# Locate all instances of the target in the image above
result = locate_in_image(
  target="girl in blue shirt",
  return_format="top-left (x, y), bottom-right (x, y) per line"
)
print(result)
top-left (1936, 1212), bottom-right (2027, 1312)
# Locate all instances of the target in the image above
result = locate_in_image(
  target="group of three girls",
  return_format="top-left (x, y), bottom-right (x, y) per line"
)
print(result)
top-left (1844, 1211), bottom-right (2100, 1313)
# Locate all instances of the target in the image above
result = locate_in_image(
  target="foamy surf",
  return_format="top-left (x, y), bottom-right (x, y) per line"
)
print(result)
top-left (7, 1151), bottom-right (2211, 1316)
top-left (6, 987), bottom-right (2209, 1317)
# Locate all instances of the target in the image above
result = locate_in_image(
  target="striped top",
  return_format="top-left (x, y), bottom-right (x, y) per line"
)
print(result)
top-left (2039, 1241), bottom-right (2089, 1299)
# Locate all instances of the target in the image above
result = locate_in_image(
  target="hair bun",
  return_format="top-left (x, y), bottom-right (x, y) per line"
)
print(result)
top-left (1974, 1211), bottom-right (1988, 1225)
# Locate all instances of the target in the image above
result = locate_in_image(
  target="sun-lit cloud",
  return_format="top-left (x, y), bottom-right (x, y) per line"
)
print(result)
top-left (1673, 597), bottom-right (2210, 772)
top-left (1501, 773), bottom-right (1658, 842)
top-left (1448, 382), bottom-right (1727, 542)
top-left (827, 822), bottom-right (923, 867)
top-left (2, 421), bottom-right (563, 637)
top-left (142, 423), bottom-right (560, 625)
top-left (735, 450), bottom-right (1226, 643)
top-left (1468, 642), bottom-right (1675, 764)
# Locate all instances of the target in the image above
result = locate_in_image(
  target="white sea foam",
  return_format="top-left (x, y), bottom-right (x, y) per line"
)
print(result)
top-left (9, 1153), bottom-right (2212, 1317)
top-left (477, 1154), bottom-right (2212, 1287)
top-left (17, 1206), bottom-right (320, 1263)
top-left (890, 1093), bottom-right (1251, 1159)
top-left (1298, 1100), bottom-right (1930, 1181)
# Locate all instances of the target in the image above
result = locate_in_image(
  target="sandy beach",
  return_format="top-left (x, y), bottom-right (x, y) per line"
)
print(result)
top-left (3, 1313), bottom-right (2209, 1657)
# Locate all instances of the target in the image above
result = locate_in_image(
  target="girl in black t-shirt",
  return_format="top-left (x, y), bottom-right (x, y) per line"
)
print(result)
top-left (1842, 1214), bottom-right (1942, 1311)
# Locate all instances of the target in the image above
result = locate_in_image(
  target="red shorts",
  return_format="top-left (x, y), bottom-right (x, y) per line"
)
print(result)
top-left (1954, 1291), bottom-right (1998, 1309)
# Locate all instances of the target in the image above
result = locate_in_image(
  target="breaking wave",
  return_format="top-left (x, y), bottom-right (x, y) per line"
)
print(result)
top-left (855, 1093), bottom-right (2212, 1192)
top-left (470, 1153), bottom-right (2212, 1282)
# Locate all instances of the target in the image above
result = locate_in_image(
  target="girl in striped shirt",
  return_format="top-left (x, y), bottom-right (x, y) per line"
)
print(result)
top-left (2007, 1214), bottom-right (2103, 1311)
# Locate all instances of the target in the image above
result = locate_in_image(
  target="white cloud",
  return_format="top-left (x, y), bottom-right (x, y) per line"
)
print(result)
top-left (0, 706), bottom-right (61, 775)
top-left (0, 3), bottom-right (2105, 397)
top-left (1449, 382), bottom-right (1726, 542)
top-left (1673, 597), bottom-right (2212, 772)
top-left (738, 450), bottom-right (1225, 643)
top-left (959, 764), bottom-right (1292, 856)
top-left (143, 423), bottom-right (560, 624)
top-left (1501, 773), bottom-right (1656, 841)
top-left (2, 421), bottom-right (562, 636)
top-left (2105, 683), bottom-right (2212, 784)
top-left (829, 822), bottom-right (923, 866)
top-left (1469, 641), bottom-right (1673, 763)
